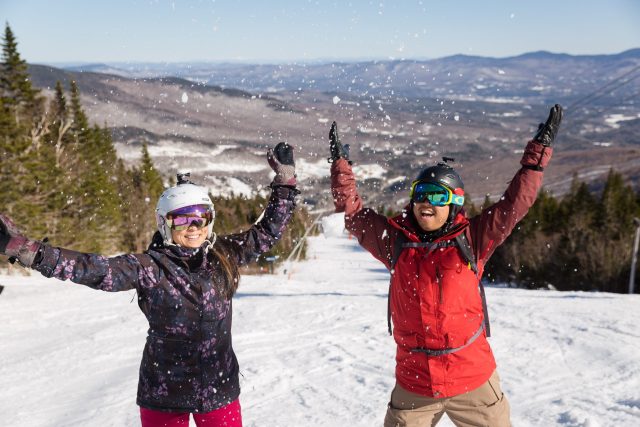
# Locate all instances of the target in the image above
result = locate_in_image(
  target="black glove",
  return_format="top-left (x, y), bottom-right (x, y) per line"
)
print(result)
top-left (267, 142), bottom-right (296, 187)
top-left (328, 121), bottom-right (351, 164)
top-left (0, 214), bottom-right (41, 268)
top-left (533, 104), bottom-right (563, 146)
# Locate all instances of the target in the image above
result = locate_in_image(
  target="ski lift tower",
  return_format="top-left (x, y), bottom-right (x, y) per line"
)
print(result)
top-left (629, 217), bottom-right (640, 294)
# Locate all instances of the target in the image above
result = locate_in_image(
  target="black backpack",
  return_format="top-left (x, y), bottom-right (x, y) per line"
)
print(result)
top-left (387, 231), bottom-right (491, 338)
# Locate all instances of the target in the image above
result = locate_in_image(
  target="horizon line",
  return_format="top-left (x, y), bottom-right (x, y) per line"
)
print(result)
top-left (30, 47), bottom-right (640, 68)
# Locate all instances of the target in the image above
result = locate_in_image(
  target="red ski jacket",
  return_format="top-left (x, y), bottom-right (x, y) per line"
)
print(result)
top-left (330, 141), bottom-right (552, 398)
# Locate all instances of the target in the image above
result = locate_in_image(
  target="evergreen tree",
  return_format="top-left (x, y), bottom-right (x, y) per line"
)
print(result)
top-left (0, 24), bottom-right (172, 262)
top-left (462, 191), bottom-right (479, 217)
top-left (139, 143), bottom-right (164, 197)
top-left (119, 143), bottom-right (165, 252)
top-left (0, 23), bottom-right (49, 238)
top-left (0, 96), bottom-right (28, 217)
top-left (74, 125), bottom-right (122, 252)
top-left (0, 24), bottom-right (38, 112)
top-left (600, 169), bottom-right (638, 236)
top-left (211, 192), bottom-right (313, 272)
top-left (68, 80), bottom-right (89, 143)
top-left (589, 170), bottom-right (639, 292)
top-left (47, 81), bottom-right (73, 166)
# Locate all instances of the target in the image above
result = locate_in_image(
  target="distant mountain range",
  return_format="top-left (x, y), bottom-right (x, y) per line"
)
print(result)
top-left (28, 49), bottom-right (640, 208)
top-left (61, 49), bottom-right (640, 105)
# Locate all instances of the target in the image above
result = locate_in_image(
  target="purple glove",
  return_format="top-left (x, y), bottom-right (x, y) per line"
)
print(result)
top-left (267, 142), bottom-right (296, 187)
top-left (0, 214), bottom-right (41, 268)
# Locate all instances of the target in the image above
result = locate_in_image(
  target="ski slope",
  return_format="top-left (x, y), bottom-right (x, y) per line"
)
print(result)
top-left (1, 213), bottom-right (639, 427)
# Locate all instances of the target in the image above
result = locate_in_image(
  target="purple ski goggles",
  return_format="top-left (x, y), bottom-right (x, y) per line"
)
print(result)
top-left (166, 204), bottom-right (214, 231)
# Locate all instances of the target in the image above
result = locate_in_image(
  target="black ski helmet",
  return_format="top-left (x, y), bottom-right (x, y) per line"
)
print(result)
top-left (412, 157), bottom-right (465, 223)
top-left (414, 157), bottom-right (464, 192)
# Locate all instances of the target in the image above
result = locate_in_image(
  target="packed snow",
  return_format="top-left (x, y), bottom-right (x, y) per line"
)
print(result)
top-left (1, 213), bottom-right (639, 427)
top-left (291, 159), bottom-right (387, 182)
top-left (352, 164), bottom-right (387, 180)
top-left (203, 176), bottom-right (255, 198)
top-left (114, 141), bottom-right (237, 161)
top-left (604, 113), bottom-right (640, 128)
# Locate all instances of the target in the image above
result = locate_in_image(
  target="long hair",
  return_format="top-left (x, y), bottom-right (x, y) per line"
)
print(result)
top-left (209, 241), bottom-right (239, 300)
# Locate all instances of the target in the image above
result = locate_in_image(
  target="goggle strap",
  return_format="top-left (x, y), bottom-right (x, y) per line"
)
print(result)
top-left (451, 195), bottom-right (465, 206)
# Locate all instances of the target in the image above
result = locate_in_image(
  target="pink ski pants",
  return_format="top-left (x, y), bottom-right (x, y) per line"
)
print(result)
top-left (140, 399), bottom-right (242, 427)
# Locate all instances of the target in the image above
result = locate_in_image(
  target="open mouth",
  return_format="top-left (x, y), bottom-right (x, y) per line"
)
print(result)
top-left (419, 209), bottom-right (435, 218)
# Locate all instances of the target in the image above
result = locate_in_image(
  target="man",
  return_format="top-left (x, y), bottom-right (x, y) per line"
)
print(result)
top-left (329, 105), bottom-right (562, 426)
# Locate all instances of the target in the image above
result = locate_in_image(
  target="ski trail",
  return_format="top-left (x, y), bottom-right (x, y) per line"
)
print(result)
top-left (1, 219), bottom-right (640, 426)
top-left (234, 232), bottom-right (456, 427)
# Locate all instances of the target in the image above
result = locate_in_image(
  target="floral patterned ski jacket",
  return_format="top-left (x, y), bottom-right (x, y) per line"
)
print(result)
top-left (31, 186), bottom-right (297, 413)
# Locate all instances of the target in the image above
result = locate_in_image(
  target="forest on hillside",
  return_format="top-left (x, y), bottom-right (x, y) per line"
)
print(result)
top-left (477, 174), bottom-right (640, 293)
top-left (0, 24), bottom-right (310, 268)
top-left (2, 23), bottom-right (639, 293)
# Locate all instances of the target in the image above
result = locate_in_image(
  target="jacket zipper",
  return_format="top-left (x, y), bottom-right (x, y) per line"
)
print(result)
top-left (432, 264), bottom-right (443, 354)
top-left (436, 265), bottom-right (443, 304)
top-left (198, 291), bottom-right (205, 411)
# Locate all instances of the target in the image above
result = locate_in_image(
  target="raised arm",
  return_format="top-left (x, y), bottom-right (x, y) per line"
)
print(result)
top-left (329, 122), bottom-right (396, 269)
top-left (469, 104), bottom-right (562, 263)
top-left (221, 142), bottom-right (298, 266)
top-left (0, 214), bottom-right (147, 292)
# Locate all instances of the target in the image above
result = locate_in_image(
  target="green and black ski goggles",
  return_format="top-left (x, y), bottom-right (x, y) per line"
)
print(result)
top-left (410, 181), bottom-right (465, 207)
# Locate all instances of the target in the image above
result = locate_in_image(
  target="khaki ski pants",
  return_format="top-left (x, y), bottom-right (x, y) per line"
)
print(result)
top-left (384, 370), bottom-right (511, 427)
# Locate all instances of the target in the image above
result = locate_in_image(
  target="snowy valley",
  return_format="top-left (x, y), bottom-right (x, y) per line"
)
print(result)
top-left (28, 49), bottom-right (640, 210)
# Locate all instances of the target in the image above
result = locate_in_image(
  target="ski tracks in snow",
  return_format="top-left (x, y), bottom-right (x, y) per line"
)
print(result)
top-left (1, 222), bottom-right (640, 426)
top-left (234, 234), bottom-right (396, 426)
top-left (490, 292), bottom-right (640, 426)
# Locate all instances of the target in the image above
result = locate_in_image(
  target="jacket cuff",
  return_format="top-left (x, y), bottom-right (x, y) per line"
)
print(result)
top-left (520, 140), bottom-right (553, 170)
top-left (270, 185), bottom-right (300, 199)
top-left (31, 245), bottom-right (60, 277)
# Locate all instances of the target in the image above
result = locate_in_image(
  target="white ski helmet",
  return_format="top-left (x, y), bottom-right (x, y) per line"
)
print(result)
top-left (156, 174), bottom-right (215, 245)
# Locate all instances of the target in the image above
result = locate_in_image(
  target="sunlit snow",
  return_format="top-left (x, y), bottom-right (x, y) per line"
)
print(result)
top-left (352, 164), bottom-right (387, 180)
top-left (1, 214), bottom-right (639, 426)
top-left (116, 142), bottom-right (237, 160)
top-left (294, 158), bottom-right (331, 181)
top-left (203, 176), bottom-right (254, 198)
top-left (604, 113), bottom-right (640, 128)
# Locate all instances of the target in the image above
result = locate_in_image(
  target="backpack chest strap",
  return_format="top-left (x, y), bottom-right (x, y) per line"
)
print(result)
top-left (387, 231), bottom-right (490, 337)
top-left (410, 321), bottom-right (485, 357)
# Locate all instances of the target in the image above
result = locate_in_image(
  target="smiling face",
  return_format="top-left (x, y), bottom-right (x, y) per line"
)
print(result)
top-left (412, 200), bottom-right (450, 232)
top-left (170, 223), bottom-right (209, 248)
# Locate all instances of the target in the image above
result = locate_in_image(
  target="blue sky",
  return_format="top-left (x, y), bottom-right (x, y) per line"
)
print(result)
top-left (2, 0), bottom-right (639, 64)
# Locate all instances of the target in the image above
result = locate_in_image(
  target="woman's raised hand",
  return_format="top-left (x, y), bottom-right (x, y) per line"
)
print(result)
top-left (0, 214), bottom-right (41, 268)
top-left (267, 142), bottom-right (296, 188)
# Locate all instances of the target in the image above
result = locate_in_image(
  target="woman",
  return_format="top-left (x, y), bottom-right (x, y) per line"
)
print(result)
top-left (0, 142), bottom-right (299, 427)
top-left (328, 106), bottom-right (562, 426)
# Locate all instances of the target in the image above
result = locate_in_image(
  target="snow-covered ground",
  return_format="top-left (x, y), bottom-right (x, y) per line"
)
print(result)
top-left (1, 214), bottom-right (640, 427)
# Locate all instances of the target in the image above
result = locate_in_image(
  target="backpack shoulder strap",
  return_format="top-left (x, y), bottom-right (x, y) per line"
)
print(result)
top-left (390, 232), bottom-right (406, 270)
top-left (454, 232), bottom-right (491, 337)
top-left (454, 232), bottom-right (478, 275)
top-left (388, 232), bottom-right (407, 335)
